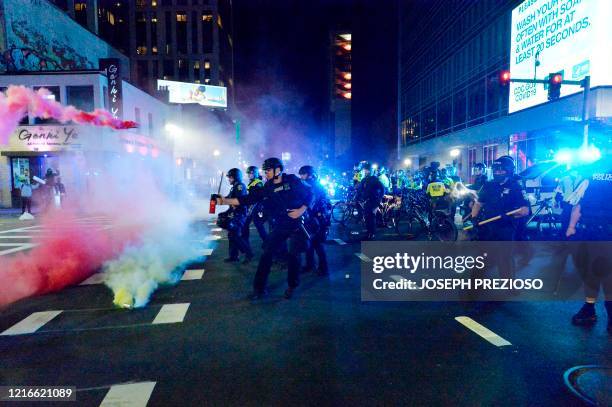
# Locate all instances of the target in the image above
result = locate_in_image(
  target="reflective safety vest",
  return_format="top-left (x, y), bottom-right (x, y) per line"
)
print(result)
top-left (426, 181), bottom-right (447, 197)
top-left (247, 178), bottom-right (263, 191)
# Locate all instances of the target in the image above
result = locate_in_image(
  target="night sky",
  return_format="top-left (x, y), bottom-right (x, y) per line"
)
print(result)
top-left (233, 0), bottom-right (398, 166)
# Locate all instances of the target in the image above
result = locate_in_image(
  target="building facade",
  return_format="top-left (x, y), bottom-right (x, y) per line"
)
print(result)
top-left (398, 0), bottom-right (611, 181)
top-left (329, 31), bottom-right (352, 162)
top-left (48, 0), bottom-right (234, 108)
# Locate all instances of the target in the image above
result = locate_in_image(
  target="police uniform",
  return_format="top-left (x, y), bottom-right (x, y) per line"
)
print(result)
top-left (238, 173), bottom-right (313, 295)
top-left (242, 177), bottom-right (268, 242)
top-left (357, 174), bottom-right (385, 239)
top-left (477, 177), bottom-right (529, 241)
top-left (223, 181), bottom-right (253, 261)
top-left (304, 178), bottom-right (331, 275)
top-left (568, 161), bottom-right (612, 329)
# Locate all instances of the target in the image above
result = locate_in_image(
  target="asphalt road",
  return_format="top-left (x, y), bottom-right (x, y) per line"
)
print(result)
top-left (0, 216), bottom-right (610, 406)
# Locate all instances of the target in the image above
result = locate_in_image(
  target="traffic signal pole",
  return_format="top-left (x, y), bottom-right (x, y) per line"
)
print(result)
top-left (503, 74), bottom-right (591, 146)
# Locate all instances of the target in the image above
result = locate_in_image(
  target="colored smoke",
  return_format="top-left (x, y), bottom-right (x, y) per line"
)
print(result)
top-left (0, 86), bottom-right (136, 144)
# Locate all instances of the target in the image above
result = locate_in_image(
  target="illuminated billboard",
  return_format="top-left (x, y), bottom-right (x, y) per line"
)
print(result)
top-left (509, 0), bottom-right (612, 113)
top-left (157, 80), bottom-right (227, 108)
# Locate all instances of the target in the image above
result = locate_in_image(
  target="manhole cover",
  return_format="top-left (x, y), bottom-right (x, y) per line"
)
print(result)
top-left (564, 365), bottom-right (612, 406)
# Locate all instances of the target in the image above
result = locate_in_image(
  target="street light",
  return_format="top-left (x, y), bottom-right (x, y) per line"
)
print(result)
top-left (165, 123), bottom-right (184, 137)
top-left (213, 149), bottom-right (220, 157)
top-left (403, 158), bottom-right (412, 166)
top-left (450, 149), bottom-right (460, 158)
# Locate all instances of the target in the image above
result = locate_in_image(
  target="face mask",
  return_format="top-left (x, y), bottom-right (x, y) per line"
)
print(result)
top-left (493, 171), bottom-right (507, 183)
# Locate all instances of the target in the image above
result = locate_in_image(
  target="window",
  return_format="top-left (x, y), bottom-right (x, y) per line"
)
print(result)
top-left (151, 14), bottom-right (158, 54)
top-left (437, 97), bottom-right (452, 133)
top-left (483, 145), bottom-right (498, 168)
top-left (163, 59), bottom-right (174, 79)
top-left (204, 59), bottom-right (211, 80)
top-left (453, 89), bottom-right (466, 128)
top-left (165, 11), bottom-right (172, 53)
top-left (137, 61), bottom-right (149, 90)
top-left (191, 11), bottom-right (198, 53)
top-left (66, 86), bottom-right (94, 112)
top-left (176, 12), bottom-right (187, 53)
top-left (468, 148), bottom-right (477, 183)
top-left (178, 59), bottom-right (188, 81)
top-left (468, 80), bottom-right (485, 124)
top-left (193, 60), bottom-right (201, 81)
top-left (423, 106), bottom-right (436, 137)
top-left (136, 12), bottom-right (147, 54)
top-left (135, 107), bottom-right (141, 125)
top-left (202, 13), bottom-right (213, 53)
top-left (33, 86), bottom-right (60, 124)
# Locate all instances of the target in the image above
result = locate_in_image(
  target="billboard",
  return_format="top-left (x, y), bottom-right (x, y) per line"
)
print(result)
top-left (157, 80), bottom-right (227, 108)
top-left (509, 0), bottom-right (612, 113)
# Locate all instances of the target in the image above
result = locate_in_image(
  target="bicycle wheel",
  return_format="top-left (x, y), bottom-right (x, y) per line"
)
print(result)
top-left (332, 201), bottom-right (348, 223)
top-left (343, 205), bottom-right (366, 240)
top-left (394, 209), bottom-right (422, 239)
top-left (431, 216), bottom-right (457, 241)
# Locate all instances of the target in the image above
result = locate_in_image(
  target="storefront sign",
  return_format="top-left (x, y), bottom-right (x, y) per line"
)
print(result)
top-left (13, 126), bottom-right (82, 151)
top-left (100, 58), bottom-right (123, 119)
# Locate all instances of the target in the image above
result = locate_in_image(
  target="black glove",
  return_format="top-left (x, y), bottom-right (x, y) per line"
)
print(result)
top-left (211, 193), bottom-right (221, 201)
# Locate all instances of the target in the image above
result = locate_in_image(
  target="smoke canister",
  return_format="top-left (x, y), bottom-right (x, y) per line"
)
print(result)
top-left (209, 195), bottom-right (217, 214)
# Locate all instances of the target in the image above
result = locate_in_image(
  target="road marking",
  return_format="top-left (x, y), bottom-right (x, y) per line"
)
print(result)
top-left (333, 238), bottom-right (347, 245)
top-left (203, 248), bottom-right (213, 256)
top-left (99, 381), bottom-right (156, 407)
top-left (355, 253), bottom-right (372, 262)
top-left (0, 235), bottom-right (38, 239)
top-left (0, 243), bottom-right (38, 256)
top-left (455, 316), bottom-right (512, 347)
top-left (80, 273), bottom-right (106, 285)
top-left (211, 228), bottom-right (223, 232)
top-left (181, 269), bottom-right (205, 280)
top-left (0, 226), bottom-right (41, 234)
top-left (204, 235), bottom-right (221, 241)
top-left (152, 303), bottom-right (190, 324)
top-left (1, 311), bottom-right (62, 336)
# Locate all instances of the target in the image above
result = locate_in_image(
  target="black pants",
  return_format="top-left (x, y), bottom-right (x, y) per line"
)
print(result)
top-left (306, 227), bottom-right (329, 273)
top-left (364, 202), bottom-right (378, 236)
top-left (254, 223), bottom-right (306, 292)
top-left (228, 219), bottom-right (252, 259)
top-left (573, 241), bottom-right (612, 300)
top-left (477, 224), bottom-right (516, 279)
top-left (242, 212), bottom-right (268, 242)
top-left (21, 197), bottom-right (32, 214)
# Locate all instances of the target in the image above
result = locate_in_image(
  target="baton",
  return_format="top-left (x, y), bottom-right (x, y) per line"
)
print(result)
top-left (463, 208), bottom-right (523, 231)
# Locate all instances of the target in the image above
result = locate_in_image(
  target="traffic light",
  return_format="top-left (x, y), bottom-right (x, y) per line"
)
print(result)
top-left (499, 70), bottom-right (511, 86)
top-left (547, 72), bottom-right (563, 100)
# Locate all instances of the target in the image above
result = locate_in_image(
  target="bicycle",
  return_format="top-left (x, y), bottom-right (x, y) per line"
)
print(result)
top-left (393, 190), bottom-right (457, 241)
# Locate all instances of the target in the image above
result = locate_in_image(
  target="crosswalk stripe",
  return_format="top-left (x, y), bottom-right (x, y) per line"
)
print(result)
top-left (203, 248), bottom-right (213, 256)
top-left (355, 253), bottom-right (372, 262)
top-left (333, 238), bottom-right (347, 245)
top-left (181, 269), bottom-right (205, 280)
top-left (80, 273), bottom-right (106, 285)
top-left (455, 316), bottom-right (512, 347)
top-left (0, 243), bottom-right (38, 256)
top-left (152, 303), bottom-right (190, 325)
top-left (204, 235), bottom-right (221, 241)
top-left (1, 311), bottom-right (63, 336)
top-left (99, 382), bottom-right (156, 407)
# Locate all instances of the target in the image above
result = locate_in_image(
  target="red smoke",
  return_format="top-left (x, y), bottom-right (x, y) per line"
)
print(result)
top-left (0, 210), bottom-right (143, 308)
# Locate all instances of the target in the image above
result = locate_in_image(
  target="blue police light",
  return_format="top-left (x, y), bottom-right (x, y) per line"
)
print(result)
top-left (554, 148), bottom-right (574, 164)
top-left (329, 188), bottom-right (336, 197)
top-left (319, 179), bottom-right (328, 186)
top-left (577, 145), bottom-right (601, 163)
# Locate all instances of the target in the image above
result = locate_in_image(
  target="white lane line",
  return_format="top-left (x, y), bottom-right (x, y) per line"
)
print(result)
top-left (0, 243), bottom-right (38, 256)
top-left (80, 273), bottom-right (106, 285)
top-left (211, 228), bottom-right (223, 232)
top-left (203, 248), bottom-right (213, 256)
top-left (152, 303), bottom-right (190, 325)
top-left (99, 382), bottom-right (156, 407)
top-left (355, 253), bottom-right (372, 262)
top-left (0, 226), bottom-right (41, 234)
top-left (333, 238), bottom-right (347, 245)
top-left (181, 269), bottom-right (205, 280)
top-left (455, 316), bottom-right (512, 347)
top-left (204, 235), bottom-right (221, 241)
top-left (1, 311), bottom-right (63, 336)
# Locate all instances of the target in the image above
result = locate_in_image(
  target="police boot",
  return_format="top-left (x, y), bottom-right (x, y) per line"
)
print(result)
top-left (571, 302), bottom-right (597, 326)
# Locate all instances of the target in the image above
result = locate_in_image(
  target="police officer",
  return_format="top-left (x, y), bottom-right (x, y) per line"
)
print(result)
top-left (216, 158), bottom-right (313, 300)
top-left (471, 156), bottom-right (529, 241)
top-left (470, 163), bottom-right (488, 191)
top-left (219, 168), bottom-right (254, 263)
top-left (565, 157), bottom-right (611, 333)
top-left (357, 162), bottom-right (385, 240)
top-left (242, 166), bottom-right (268, 242)
top-left (299, 165), bottom-right (331, 276)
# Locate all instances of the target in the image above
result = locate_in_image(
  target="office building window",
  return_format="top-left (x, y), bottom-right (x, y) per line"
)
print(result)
top-left (136, 12), bottom-right (147, 55)
top-left (437, 97), bottom-right (452, 133)
top-left (204, 59), bottom-right (211, 80)
top-left (165, 11), bottom-right (172, 54)
top-left (176, 12), bottom-right (188, 53)
top-left (163, 59), bottom-right (174, 79)
top-left (468, 80), bottom-right (485, 124)
top-left (193, 60), bottom-right (201, 81)
top-left (178, 59), bottom-right (188, 81)
top-left (423, 106), bottom-right (436, 137)
top-left (66, 86), bottom-right (94, 112)
top-left (137, 60), bottom-right (149, 90)
top-left (192, 11), bottom-right (198, 54)
top-left (483, 145), bottom-right (498, 168)
top-left (453, 89), bottom-right (466, 128)
top-left (151, 15), bottom-right (158, 54)
top-left (468, 148), bottom-right (477, 183)
top-left (202, 12), bottom-right (213, 53)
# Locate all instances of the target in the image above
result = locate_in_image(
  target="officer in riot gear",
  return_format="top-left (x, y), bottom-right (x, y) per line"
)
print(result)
top-left (242, 165), bottom-right (268, 242)
top-left (471, 156), bottom-right (530, 241)
top-left (357, 162), bottom-right (385, 240)
top-left (216, 157), bottom-right (313, 300)
top-left (218, 168), bottom-right (253, 263)
top-left (299, 165), bottom-right (331, 276)
top-left (565, 158), bottom-right (611, 333)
